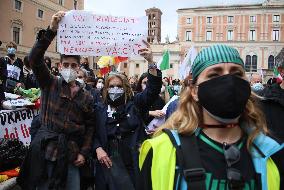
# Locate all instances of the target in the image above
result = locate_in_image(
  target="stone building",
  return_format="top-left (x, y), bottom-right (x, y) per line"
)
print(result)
top-left (177, 0), bottom-right (284, 81)
top-left (146, 7), bottom-right (162, 43)
top-left (0, 0), bottom-right (84, 64)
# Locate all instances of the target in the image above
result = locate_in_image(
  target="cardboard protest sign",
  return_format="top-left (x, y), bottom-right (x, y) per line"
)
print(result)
top-left (57, 10), bottom-right (147, 57)
top-left (0, 109), bottom-right (39, 145)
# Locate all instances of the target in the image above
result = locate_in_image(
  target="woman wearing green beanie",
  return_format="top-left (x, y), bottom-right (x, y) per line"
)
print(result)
top-left (139, 44), bottom-right (283, 190)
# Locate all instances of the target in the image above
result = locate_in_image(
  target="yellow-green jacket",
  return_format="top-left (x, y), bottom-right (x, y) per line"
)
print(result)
top-left (139, 127), bottom-right (283, 190)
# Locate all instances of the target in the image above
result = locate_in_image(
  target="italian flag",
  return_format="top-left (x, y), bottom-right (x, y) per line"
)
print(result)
top-left (273, 67), bottom-right (283, 80)
top-left (157, 50), bottom-right (170, 71)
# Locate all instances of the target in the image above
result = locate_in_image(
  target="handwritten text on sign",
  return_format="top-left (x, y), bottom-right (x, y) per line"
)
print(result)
top-left (57, 10), bottom-right (148, 57)
top-left (0, 109), bottom-right (39, 145)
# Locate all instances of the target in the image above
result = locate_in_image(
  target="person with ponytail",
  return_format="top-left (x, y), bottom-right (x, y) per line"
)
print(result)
top-left (139, 44), bottom-right (283, 190)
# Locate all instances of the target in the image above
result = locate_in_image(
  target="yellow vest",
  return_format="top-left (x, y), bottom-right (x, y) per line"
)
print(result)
top-left (139, 133), bottom-right (280, 190)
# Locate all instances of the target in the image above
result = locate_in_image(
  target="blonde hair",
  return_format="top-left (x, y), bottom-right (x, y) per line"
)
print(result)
top-left (156, 85), bottom-right (268, 149)
top-left (102, 72), bottom-right (134, 104)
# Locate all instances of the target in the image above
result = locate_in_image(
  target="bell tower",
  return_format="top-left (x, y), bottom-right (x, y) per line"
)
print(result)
top-left (145, 8), bottom-right (162, 43)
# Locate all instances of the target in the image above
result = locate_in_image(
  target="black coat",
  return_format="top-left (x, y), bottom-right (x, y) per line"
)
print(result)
top-left (261, 83), bottom-right (284, 142)
top-left (93, 70), bottom-right (162, 151)
top-left (143, 96), bottom-right (165, 125)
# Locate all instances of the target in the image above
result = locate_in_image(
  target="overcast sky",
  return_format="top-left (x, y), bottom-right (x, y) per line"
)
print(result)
top-left (84, 0), bottom-right (265, 42)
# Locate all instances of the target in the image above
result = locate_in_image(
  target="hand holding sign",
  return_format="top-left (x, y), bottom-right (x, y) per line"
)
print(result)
top-left (50, 11), bottom-right (66, 32)
top-left (139, 40), bottom-right (154, 63)
top-left (57, 10), bottom-right (148, 57)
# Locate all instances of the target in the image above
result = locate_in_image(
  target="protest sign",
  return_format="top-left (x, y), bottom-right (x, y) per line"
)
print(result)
top-left (0, 109), bottom-right (39, 145)
top-left (57, 10), bottom-right (148, 57)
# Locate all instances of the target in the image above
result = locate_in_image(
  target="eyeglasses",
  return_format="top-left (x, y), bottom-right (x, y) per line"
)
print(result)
top-left (62, 62), bottom-right (78, 69)
top-left (142, 81), bottom-right (147, 85)
top-left (223, 143), bottom-right (244, 190)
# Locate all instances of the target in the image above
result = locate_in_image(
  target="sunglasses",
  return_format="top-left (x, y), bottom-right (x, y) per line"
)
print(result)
top-left (223, 143), bottom-right (244, 190)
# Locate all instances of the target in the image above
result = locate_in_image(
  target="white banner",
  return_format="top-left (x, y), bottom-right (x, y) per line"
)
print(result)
top-left (0, 109), bottom-right (39, 145)
top-left (57, 10), bottom-right (148, 57)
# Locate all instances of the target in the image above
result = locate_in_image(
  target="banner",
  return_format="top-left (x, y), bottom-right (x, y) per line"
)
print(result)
top-left (57, 10), bottom-right (147, 57)
top-left (0, 109), bottom-right (39, 145)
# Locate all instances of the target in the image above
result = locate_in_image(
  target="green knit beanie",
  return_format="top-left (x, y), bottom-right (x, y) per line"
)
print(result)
top-left (191, 44), bottom-right (244, 80)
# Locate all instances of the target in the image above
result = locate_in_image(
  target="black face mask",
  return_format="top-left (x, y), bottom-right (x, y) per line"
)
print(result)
top-left (198, 74), bottom-right (251, 123)
top-left (107, 93), bottom-right (125, 107)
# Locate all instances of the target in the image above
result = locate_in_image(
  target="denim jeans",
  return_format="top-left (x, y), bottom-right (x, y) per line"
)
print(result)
top-left (37, 161), bottom-right (80, 190)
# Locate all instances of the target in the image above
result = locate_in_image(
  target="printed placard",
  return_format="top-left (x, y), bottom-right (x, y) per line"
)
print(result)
top-left (0, 109), bottom-right (39, 145)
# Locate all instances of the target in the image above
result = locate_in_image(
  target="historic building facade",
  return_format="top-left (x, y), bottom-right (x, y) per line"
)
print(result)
top-left (177, 0), bottom-right (284, 80)
top-left (0, 0), bottom-right (84, 63)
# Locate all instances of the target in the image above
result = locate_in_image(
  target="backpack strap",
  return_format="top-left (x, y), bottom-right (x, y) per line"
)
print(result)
top-left (163, 129), bottom-right (206, 190)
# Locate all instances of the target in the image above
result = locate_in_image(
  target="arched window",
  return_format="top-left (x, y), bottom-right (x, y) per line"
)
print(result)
top-left (245, 55), bottom-right (251, 72)
top-left (252, 55), bottom-right (257, 72)
top-left (268, 55), bottom-right (275, 70)
top-left (245, 55), bottom-right (257, 72)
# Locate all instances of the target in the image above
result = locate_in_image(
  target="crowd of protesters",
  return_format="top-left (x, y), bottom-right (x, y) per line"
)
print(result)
top-left (0, 11), bottom-right (283, 190)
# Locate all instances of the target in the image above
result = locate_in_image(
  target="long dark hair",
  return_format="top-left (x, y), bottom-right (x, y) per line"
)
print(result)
top-left (136, 72), bottom-right (148, 93)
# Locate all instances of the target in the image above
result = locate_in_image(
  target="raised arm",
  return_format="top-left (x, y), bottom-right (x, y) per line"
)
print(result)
top-left (134, 40), bottom-right (162, 110)
top-left (29, 11), bottom-right (65, 89)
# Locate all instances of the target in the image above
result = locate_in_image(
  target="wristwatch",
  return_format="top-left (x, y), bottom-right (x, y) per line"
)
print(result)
top-left (148, 62), bottom-right (157, 69)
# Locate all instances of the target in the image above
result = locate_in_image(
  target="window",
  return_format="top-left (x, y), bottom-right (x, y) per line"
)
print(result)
top-left (59, 0), bottom-right (64, 6)
top-left (13, 27), bottom-right (20, 44)
top-left (249, 30), bottom-right (256, 41)
top-left (228, 16), bottom-right (234, 23)
top-left (268, 55), bottom-right (275, 70)
top-left (170, 64), bottom-right (173, 68)
top-left (252, 55), bottom-right (257, 72)
top-left (207, 17), bottom-right (212, 24)
top-left (124, 62), bottom-right (127, 68)
top-left (185, 31), bottom-right (192, 41)
top-left (273, 30), bottom-right (279, 41)
top-left (186, 18), bottom-right (192, 24)
top-left (14, 0), bottom-right (22, 11)
top-left (136, 63), bottom-right (139, 68)
top-left (245, 55), bottom-right (251, 72)
top-left (273, 15), bottom-right (280, 22)
top-left (245, 55), bottom-right (257, 72)
top-left (227, 30), bottom-right (233, 41)
top-left (206, 31), bottom-right (212, 41)
top-left (250, 16), bottom-right (256, 23)
top-left (38, 9), bottom-right (44, 18)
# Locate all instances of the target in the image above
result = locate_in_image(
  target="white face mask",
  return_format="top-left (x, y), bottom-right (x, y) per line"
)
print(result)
top-left (142, 84), bottom-right (146, 91)
top-left (60, 68), bottom-right (77, 83)
top-left (96, 82), bottom-right (104, 90)
top-left (160, 85), bottom-right (166, 93)
top-left (76, 78), bottom-right (86, 88)
top-left (108, 87), bottom-right (124, 101)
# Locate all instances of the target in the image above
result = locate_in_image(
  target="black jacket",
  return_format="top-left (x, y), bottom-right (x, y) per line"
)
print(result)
top-left (143, 96), bottom-right (165, 125)
top-left (93, 70), bottom-right (162, 151)
top-left (261, 83), bottom-right (284, 142)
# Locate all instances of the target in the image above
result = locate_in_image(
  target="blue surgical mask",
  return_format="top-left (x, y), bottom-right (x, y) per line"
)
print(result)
top-left (7, 47), bottom-right (16, 55)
